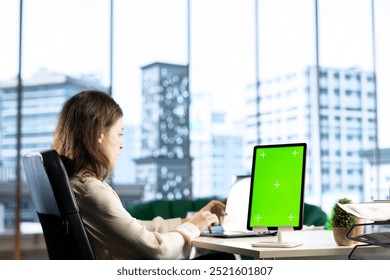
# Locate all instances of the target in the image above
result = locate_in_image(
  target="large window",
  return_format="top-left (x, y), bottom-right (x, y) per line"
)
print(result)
top-left (1, 0), bottom-right (390, 238)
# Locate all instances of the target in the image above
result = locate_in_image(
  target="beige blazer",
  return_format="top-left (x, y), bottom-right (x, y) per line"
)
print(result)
top-left (71, 176), bottom-right (199, 259)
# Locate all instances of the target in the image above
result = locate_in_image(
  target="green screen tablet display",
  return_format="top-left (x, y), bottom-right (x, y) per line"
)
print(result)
top-left (247, 143), bottom-right (306, 230)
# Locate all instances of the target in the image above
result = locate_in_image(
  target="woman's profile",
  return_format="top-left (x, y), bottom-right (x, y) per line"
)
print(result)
top-left (52, 89), bottom-right (225, 259)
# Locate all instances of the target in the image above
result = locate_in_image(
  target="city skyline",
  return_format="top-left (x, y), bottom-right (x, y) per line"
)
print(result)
top-left (1, 0), bottom-right (389, 147)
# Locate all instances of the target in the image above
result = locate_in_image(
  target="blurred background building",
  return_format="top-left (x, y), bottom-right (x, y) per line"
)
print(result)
top-left (245, 66), bottom-right (379, 213)
top-left (135, 62), bottom-right (192, 200)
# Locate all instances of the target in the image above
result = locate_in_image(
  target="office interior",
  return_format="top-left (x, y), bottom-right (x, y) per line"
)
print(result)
top-left (0, 0), bottom-right (390, 259)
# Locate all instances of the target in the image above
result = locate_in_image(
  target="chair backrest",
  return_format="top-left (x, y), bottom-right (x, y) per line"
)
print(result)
top-left (22, 149), bottom-right (95, 260)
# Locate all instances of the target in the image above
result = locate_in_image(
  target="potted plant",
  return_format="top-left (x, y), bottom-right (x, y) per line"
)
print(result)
top-left (330, 197), bottom-right (361, 246)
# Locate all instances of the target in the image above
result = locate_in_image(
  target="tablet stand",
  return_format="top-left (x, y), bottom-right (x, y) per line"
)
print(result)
top-left (251, 226), bottom-right (303, 248)
top-left (253, 226), bottom-right (269, 233)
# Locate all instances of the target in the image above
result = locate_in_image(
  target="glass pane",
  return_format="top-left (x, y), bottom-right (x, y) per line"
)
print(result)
top-left (0, 0), bottom-right (20, 234)
top-left (1, 0), bottom-right (390, 248)
top-left (376, 0), bottom-right (390, 147)
top-left (22, 0), bottom-right (110, 81)
top-left (0, 1), bottom-right (19, 80)
top-left (0, 0), bottom-right (110, 235)
top-left (317, 0), bottom-right (385, 212)
top-left (113, 0), bottom-right (188, 200)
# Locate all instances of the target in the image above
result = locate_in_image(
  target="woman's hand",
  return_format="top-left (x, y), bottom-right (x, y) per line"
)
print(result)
top-left (185, 200), bottom-right (226, 232)
top-left (200, 200), bottom-right (226, 217)
top-left (188, 210), bottom-right (219, 232)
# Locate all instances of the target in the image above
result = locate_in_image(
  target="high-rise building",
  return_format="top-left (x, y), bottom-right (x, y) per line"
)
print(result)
top-left (210, 114), bottom-right (246, 198)
top-left (361, 148), bottom-right (390, 201)
top-left (245, 67), bottom-right (377, 212)
top-left (135, 62), bottom-right (192, 200)
top-left (190, 93), bottom-right (246, 199)
top-left (0, 72), bottom-right (97, 182)
top-left (113, 124), bottom-right (140, 184)
top-left (0, 72), bottom-right (103, 229)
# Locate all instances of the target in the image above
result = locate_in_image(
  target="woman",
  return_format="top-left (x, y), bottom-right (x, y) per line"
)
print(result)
top-left (52, 89), bottom-right (224, 259)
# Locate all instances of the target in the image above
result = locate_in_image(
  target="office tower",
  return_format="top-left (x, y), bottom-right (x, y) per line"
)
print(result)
top-left (113, 124), bottom-right (140, 184)
top-left (0, 72), bottom-right (104, 229)
top-left (361, 147), bottom-right (390, 201)
top-left (0, 72), bottom-right (95, 182)
top-left (245, 66), bottom-right (377, 211)
top-left (190, 93), bottom-right (213, 198)
top-left (191, 93), bottom-right (245, 198)
top-left (136, 62), bottom-right (192, 200)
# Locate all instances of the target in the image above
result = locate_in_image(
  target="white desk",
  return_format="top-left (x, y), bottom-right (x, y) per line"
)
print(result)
top-left (192, 230), bottom-right (382, 259)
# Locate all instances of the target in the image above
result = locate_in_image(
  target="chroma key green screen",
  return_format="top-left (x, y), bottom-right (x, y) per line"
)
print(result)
top-left (247, 143), bottom-right (306, 230)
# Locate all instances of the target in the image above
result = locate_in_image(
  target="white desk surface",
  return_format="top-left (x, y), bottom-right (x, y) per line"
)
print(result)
top-left (192, 230), bottom-right (377, 259)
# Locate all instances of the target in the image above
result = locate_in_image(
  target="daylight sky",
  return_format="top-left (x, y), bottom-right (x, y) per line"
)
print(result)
top-left (1, 0), bottom-right (389, 146)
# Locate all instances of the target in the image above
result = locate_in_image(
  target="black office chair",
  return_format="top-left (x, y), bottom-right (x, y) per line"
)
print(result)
top-left (22, 149), bottom-right (95, 260)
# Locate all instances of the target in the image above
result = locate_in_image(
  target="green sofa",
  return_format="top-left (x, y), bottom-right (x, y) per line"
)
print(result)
top-left (126, 198), bottom-right (328, 227)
